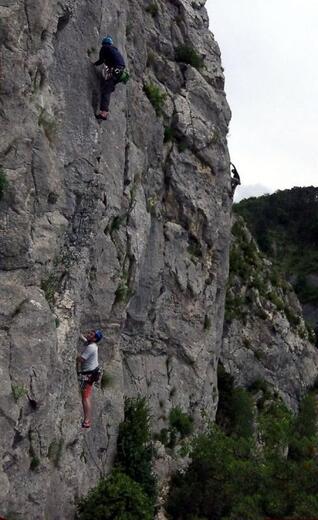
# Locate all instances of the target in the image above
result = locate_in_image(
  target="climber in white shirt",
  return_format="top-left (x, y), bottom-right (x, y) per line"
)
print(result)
top-left (76, 330), bottom-right (103, 428)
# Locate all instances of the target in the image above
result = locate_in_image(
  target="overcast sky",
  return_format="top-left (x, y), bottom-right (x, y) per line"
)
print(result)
top-left (205, 0), bottom-right (318, 200)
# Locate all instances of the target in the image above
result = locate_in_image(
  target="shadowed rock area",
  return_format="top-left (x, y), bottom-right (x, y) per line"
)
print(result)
top-left (0, 0), bottom-right (232, 517)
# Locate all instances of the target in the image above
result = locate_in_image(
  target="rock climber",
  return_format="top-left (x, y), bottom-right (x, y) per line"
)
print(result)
top-left (76, 330), bottom-right (103, 428)
top-left (94, 35), bottom-right (126, 120)
top-left (314, 321), bottom-right (318, 347)
top-left (230, 162), bottom-right (241, 196)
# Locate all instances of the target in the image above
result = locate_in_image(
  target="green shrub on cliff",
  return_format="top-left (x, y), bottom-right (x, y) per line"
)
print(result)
top-left (143, 82), bottom-right (166, 115)
top-left (77, 470), bottom-right (153, 520)
top-left (116, 397), bottom-right (156, 500)
top-left (175, 45), bottom-right (204, 70)
top-left (169, 407), bottom-right (194, 438)
top-left (77, 397), bottom-right (156, 519)
top-left (167, 375), bottom-right (318, 520)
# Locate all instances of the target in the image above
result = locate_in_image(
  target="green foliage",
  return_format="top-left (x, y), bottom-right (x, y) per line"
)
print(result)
top-left (231, 388), bottom-right (254, 439)
top-left (30, 455), bottom-right (40, 471)
top-left (115, 271), bottom-right (132, 304)
top-left (48, 191), bottom-right (58, 204)
top-left (259, 400), bottom-right (293, 454)
top-left (143, 82), bottom-right (166, 115)
top-left (48, 438), bottom-right (64, 467)
top-left (110, 214), bottom-right (126, 233)
top-left (167, 385), bottom-right (318, 520)
top-left (284, 305), bottom-right (300, 326)
top-left (294, 273), bottom-right (318, 304)
top-left (169, 407), bottom-right (194, 438)
top-left (177, 140), bottom-right (188, 152)
top-left (147, 50), bottom-right (156, 67)
top-left (0, 167), bottom-right (8, 200)
top-left (164, 126), bottom-right (174, 143)
top-left (116, 397), bottom-right (156, 500)
top-left (100, 372), bottom-right (113, 390)
top-left (175, 45), bottom-right (204, 70)
top-left (234, 187), bottom-right (318, 310)
top-left (126, 22), bottom-right (132, 37)
top-left (77, 470), bottom-right (154, 520)
top-left (289, 392), bottom-right (318, 460)
top-left (166, 427), bottom-right (260, 519)
top-left (268, 290), bottom-right (285, 311)
top-left (154, 428), bottom-right (170, 446)
top-left (145, 3), bottom-right (159, 17)
top-left (203, 315), bottom-right (211, 330)
top-left (41, 273), bottom-right (59, 305)
top-left (12, 384), bottom-right (27, 402)
top-left (216, 364), bottom-right (254, 438)
top-left (146, 195), bottom-right (158, 215)
top-left (248, 379), bottom-right (272, 409)
top-left (224, 291), bottom-right (247, 323)
top-left (227, 216), bottom-right (302, 330)
top-left (187, 237), bottom-right (202, 260)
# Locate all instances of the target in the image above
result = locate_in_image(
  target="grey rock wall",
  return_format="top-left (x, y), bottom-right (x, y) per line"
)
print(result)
top-left (0, 0), bottom-right (232, 517)
top-left (222, 217), bottom-right (318, 410)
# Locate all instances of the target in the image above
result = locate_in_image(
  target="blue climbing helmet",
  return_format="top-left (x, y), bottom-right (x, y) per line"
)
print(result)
top-left (94, 330), bottom-right (103, 343)
top-left (102, 36), bottom-right (113, 46)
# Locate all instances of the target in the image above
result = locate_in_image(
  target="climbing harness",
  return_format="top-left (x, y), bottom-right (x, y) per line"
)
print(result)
top-left (101, 65), bottom-right (130, 84)
top-left (78, 367), bottom-right (102, 390)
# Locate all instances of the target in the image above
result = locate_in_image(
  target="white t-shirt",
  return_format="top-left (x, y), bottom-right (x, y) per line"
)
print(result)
top-left (81, 342), bottom-right (98, 372)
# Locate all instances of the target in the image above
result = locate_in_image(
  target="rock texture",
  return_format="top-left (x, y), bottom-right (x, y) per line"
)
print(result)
top-left (222, 217), bottom-right (318, 410)
top-left (0, 0), bottom-right (232, 517)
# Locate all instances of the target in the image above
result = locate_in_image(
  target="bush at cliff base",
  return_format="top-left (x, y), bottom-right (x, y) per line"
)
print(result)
top-left (76, 469), bottom-right (153, 520)
top-left (116, 397), bottom-right (156, 500)
top-left (166, 388), bottom-right (318, 519)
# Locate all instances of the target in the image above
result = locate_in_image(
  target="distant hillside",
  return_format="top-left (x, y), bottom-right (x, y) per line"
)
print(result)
top-left (234, 186), bottom-right (318, 324)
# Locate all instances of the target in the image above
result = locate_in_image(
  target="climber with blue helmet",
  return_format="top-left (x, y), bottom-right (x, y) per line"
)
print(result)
top-left (93, 35), bottom-right (126, 120)
top-left (76, 329), bottom-right (103, 428)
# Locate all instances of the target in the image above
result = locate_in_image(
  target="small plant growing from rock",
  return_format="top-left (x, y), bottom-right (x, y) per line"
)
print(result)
top-left (143, 82), bottom-right (166, 116)
top-left (101, 372), bottom-right (113, 390)
top-left (188, 237), bottom-right (202, 260)
top-left (110, 214), bottom-right (126, 233)
top-left (0, 167), bottom-right (8, 200)
top-left (12, 384), bottom-right (27, 402)
top-left (145, 3), bottom-right (159, 17)
top-left (48, 438), bottom-right (64, 467)
top-left (164, 126), bottom-right (174, 143)
top-left (204, 315), bottom-right (211, 330)
top-left (126, 22), bottom-right (132, 37)
top-left (146, 195), bottom-right (158, 215)
top-left (41, 273), bottom-right (59, 305)
top-left (175, 45), bottom-right (204, 70)
top-left (29, 430), bottom-right (40, 471)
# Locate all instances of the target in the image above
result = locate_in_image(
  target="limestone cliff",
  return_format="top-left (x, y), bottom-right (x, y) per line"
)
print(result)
top-left (222, 217), bottom-right (318, 410)
top-left (0, 0), bottom-right (232, 517)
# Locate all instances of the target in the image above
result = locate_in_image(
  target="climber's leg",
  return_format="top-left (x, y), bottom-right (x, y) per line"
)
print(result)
top-left (81, 383), bottom-right (93, 427)
top-left (98, 76), bottom-right (116, 119)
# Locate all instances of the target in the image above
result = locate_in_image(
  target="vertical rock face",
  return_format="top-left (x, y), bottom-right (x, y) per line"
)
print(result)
top-left (0, 0), bottom-right (232, 517)
top-left (222, 217), bottom-right (318, 410)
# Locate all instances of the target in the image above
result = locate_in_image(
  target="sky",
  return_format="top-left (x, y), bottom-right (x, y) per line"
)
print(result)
top-left (205, 0), bottom-right (318, 201)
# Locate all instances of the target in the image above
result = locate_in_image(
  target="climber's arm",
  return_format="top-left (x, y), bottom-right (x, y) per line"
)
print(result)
top-left (94, 48), bottom-right (104, 66)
